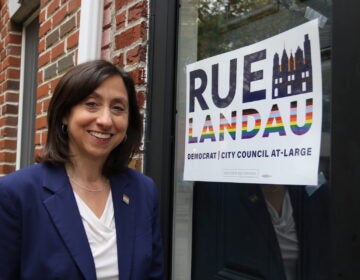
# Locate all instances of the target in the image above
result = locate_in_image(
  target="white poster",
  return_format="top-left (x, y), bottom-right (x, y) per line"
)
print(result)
top-left (183, 20), bottom-right (322, 185)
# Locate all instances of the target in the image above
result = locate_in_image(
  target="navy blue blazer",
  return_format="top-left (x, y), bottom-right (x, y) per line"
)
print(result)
top-left (0, 162), bottom-right (163, 280)
top-left (192, 182), bottom-right (329, 280)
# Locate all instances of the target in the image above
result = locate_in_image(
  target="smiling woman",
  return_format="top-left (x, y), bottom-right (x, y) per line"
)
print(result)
top-left (44, 60), bottom-right (143, 176)
top-left (0, 60), bottom-right (164, 280)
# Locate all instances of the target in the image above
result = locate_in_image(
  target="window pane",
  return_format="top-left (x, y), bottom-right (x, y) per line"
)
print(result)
top-left (173, 1), bottom-right (331, 279)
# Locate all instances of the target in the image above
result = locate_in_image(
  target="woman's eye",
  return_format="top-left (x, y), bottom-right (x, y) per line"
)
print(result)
top-left (112, 105), bottom-right (126, 113)
top-left (84, 101), bottom-right (98, 108)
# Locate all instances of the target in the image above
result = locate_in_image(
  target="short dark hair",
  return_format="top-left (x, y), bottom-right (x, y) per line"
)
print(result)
top-left (42, 60), bottom-right (143, 176)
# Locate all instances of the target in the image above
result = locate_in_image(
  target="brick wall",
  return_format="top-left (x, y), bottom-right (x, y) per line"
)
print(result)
top-left (0, 0), bottom-right (150, 175)
top-left (107, 0), bottom-right (149, 170)
top-left (35, 0), bottom-right (81, 160)
top-left (0, 2), bottom-right (22, 175)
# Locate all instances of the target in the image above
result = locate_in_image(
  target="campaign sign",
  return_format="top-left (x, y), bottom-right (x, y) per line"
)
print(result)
top-left (183, 20), bottom-right (322, 185)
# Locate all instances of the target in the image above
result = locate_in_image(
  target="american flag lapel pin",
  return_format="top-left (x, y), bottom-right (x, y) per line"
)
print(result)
top-left (249, 194), bottom-right (259, 203)
top-left (122, 194), bottom-right (130, 205)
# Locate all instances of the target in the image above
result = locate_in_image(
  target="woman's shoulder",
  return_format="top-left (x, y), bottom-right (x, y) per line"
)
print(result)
top-left (120, 168), bottom-right (156, 185)
top-left (114, 168), bottom-right (158, 198)
top-left (0, 162), bottom-right (59, 195)
top-left (0, 162), bottom-right (52, 181)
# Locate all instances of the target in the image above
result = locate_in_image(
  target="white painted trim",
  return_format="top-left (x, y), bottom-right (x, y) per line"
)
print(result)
top-left (77, 0), bottom-right (104, 63)
top-left (8, 0), bottom-right (20, 18)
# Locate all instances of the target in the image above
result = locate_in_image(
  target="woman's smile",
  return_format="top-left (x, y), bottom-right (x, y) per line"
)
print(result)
top-left (88, 130), bottom-right (113, 140)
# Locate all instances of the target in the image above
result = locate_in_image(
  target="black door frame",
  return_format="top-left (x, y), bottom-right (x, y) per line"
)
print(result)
top-left (145, 0), bottom-right (178, 279)
top-left (146, 0), bottom-right (360, 279)
top-left (330, 1), bottom-right (360, 279)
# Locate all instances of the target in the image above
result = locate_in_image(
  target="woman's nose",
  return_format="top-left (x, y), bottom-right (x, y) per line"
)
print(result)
top-left (96, 108), bottom-right (112, 128)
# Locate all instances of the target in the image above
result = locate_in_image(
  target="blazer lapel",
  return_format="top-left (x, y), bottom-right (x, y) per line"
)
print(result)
top-left (241, 186), bottom-right (283, 254)
top-left (42, 164), bottom-right (96, 280)
top-left (111, 173), bottom-right (135, 280)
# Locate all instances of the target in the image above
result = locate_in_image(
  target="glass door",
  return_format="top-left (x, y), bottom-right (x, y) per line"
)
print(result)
top-left (172, 0), bottom-right (332, 279)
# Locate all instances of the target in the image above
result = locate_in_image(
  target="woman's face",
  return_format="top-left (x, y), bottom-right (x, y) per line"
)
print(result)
top-left (63, 75), bottom-right (129, 164)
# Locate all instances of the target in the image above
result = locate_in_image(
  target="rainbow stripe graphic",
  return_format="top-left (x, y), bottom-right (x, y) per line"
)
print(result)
top-left (187, 118), bottom-right (198, 143)
top-left (290, 98), bottom-right (313, 135)
top-left (219, 112), bottom-right (236, 141)
top-left (242, 109), bottom-right (261, 139)
top-left (200, 115), bottom-right (216, 142)
top-left (263, 104), bottom-right (286, 137)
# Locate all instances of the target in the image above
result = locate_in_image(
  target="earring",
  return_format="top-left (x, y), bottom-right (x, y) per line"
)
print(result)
top-left (61, 124), bottom-right (68, 134)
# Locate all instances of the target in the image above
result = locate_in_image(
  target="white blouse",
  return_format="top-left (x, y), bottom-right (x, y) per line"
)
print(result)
top-left (265, 190), bottom-right (299, 280)
top-left (74, 191), bottom-right (119, 280)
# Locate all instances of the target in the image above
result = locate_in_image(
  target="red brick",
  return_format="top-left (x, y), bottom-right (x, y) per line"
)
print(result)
top-left (115, 11), bottom-right (126, 30)
top-left (39, 19), bottom-right (52, 37)
top-left (101, 48), bottom-right (111, 61)
top-left (47, 0), bottom-right (60, 16)
top-left (128, 68), bottom-right (145, 85)
top-left (113, 53), bottom-right (124, 67)
top-left (126, 45), bottom-right (146, 65)
top-left (49, 78), bottom-right (60, 93)
top-left (115, 0), bottom-right (132, 10)
top-left (37, 70), bottom-right (44, 83)
top-left (42, 98), bottom-right (51, 114)
top-left (51, 41), bottom-right (65, 60)
top-left (102, 28), bottom-right (111, 48)
top-left (0, 115), bottom-right (17, 126)
top-left (3, 80), bottom-right (19, 91)
top-left (2, 103), bottom-right (18, 114)
top-left (0, 164), bottom-right (16, 175)
top-left (53, 6), bottom-right (68, 27)
top-left (7, 45), bottom-right (21, 56)
top-left (0, 127), bottom-right (18, 138)
top-left (41, 131), bottom-right (48, 144)
top-left (136, 91), bottom-right (146, 109)
top-left (36, 102), bottom-right (42, 115)
top-left (4, 92), bottom-right (18, 103)
top-left (34, 132), bottom-right (41, 145)
top-left (68, 0), bottom-right (81, 14)
top-left (0, 139), bottom-right (17, 150)
top-left (103, 5), bottom-right (112, 28)
top-left (128, 0), bottom-right (147, 22)
top-left (38, 50), bottom-right (51, 67)
top-left (115, 22), bottom-right (147, 49)
top-left (0, 153), bottom-right (15, 163)
top-left (36, 115), bottom-right (48, 130)
top-left (0, 152), bottom-right (16, 162)
top-left (3, 56), bottom-right (21, 68)
top-left (38, 38), bottom-right (46, 53)
top-left (5, 33), bottom-right (21, 45)
top-left (104, 0), bottom-right (112, 8)
top-left (5, 68), bottom-right (20, 80)
top-left (39, 9), bottom-right (46, 23)
top-left (66, 30), bottom-right (79, 50)
top-left (37, 83), bottom-right (50, 99)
